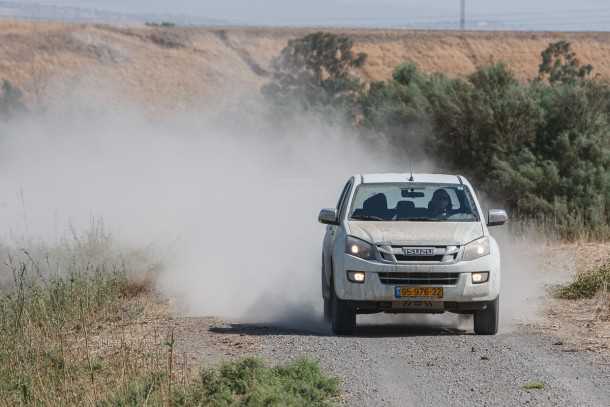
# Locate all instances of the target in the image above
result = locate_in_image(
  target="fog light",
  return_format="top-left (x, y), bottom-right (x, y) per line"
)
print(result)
top-left (471, 272), bottom-right (489, 284)
top-left (347, 271), bottom-right (366, 283)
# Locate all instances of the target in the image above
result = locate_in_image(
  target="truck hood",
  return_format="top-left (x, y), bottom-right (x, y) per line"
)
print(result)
top-left (347, 221), bottom-right (484, 246)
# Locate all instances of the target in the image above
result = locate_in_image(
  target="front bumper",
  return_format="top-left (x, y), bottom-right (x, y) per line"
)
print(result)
top-left (334, 253), bottom-right (500, 303)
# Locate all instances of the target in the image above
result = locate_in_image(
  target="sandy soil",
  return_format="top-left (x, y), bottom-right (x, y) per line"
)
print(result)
top-left (537, 243), bottom-right (610, 353)
top-left (2, 20), bottom-right (610, 111)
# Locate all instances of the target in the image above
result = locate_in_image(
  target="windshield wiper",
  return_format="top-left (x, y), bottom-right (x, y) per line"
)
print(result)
top-left (406, 217), bottom-right (477, 222)
top-left (407, 217), bottom-right (444, 222)
top-left (350, 214), bottom-right (385, 221)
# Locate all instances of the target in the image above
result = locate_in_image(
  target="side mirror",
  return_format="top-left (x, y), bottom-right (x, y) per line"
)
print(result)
top-left (487, 209), bottom-right (508, 227)
top-left (318, 208), bottom-right (339, 225)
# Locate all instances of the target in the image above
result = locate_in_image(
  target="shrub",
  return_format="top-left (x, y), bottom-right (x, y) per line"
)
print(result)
top-left (175, 357), bottom-right (339, 406)
top-left (556, 263), bottom-right (610, 299)
top-left (262, 32), bottom-right (367, 118)
top-left (148, 31), bottom-right (187, 49)
top-left (358, 54), bottom-right (610, 238)
top-left (538, 41), bottom-right (593, 84)
top-left (0, 80), bottom-right (26, 120)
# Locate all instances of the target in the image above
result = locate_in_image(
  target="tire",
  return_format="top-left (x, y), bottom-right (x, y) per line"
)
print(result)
top-left (330, 290), bottom-right (356, 335)
top-left (474, 296), bottom-right (499, 335)
top-left (322, 255), bottom-right (332, 322)
top-left (323, 297), bottom-right (332, 323)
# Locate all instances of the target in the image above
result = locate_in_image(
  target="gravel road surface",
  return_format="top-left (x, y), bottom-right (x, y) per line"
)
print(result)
top-left (211, 317), bottom-right (610, 406)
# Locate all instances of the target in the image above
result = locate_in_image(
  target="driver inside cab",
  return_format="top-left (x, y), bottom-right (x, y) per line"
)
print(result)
top-left (428, 188), bottom-right (452, 218)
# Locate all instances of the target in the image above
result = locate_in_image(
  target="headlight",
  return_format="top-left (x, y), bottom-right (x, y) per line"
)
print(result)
top-left (462, 237), bottom-right (490, 261)
top-left (345, 236), bottom-right (375, 260)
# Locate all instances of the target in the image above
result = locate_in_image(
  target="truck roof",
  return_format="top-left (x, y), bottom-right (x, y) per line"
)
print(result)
top-left (359, 173), bottom-right (463, 184)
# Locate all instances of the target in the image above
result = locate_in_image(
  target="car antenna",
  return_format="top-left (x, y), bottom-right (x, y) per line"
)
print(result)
top-left (408, 166), bottom-right (414, 182)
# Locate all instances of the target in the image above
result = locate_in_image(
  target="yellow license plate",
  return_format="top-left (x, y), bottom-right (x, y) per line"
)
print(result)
top-left (395, 287), bottom-right (443, 299)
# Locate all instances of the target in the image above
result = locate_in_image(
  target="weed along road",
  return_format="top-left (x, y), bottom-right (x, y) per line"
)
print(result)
top-left (209, 320), bottom-right (610, 406)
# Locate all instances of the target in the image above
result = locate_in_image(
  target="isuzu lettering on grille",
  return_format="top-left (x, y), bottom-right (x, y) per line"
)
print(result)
top-left (402, 247), bottom-right (435, 256)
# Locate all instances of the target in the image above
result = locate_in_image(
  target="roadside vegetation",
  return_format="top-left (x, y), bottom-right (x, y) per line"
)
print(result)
top-left (265, 35), bottom-right (610, 240)
top-left (0, 224), bottom-right (165, 405)
top-left (0, 226), bottom-right (338, 406)
top-left (522, 381), bottom-right (545, 390)
top-left (556, 263), bottom-right (610, 300)
top-left (0, 79), bottom-right (26, 120)
top-left (174, 358), bottom-right (338, 406)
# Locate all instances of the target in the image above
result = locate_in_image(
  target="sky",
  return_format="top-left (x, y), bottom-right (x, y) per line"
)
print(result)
top-left (17, 0), bottom-right (610, 28)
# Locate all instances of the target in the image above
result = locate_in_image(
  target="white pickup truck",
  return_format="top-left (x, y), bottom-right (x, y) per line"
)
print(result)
top-left (319, 173), bottom-right (507, 335)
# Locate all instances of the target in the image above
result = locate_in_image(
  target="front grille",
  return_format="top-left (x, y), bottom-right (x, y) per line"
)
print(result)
top-left (378, 272), bottom-right (460, 286)
top-left (394, 254), bottom-right (444, 262)
top-left (377, 244), bottom-right (460, 264)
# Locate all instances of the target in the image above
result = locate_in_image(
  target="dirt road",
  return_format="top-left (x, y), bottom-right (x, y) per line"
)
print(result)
top-left (168, 242), bottom-right (609, 406)
top-left (207, 318), bottom-right (610, 406)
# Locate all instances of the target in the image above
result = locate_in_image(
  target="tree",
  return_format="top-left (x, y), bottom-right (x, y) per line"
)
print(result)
top-left (538, 41), bottom-right (593, 84)
top-left (262, 32), bottom-right (367, 113)
top-left (359, 56), bottom-right (610, 238)
top-left (0, 80), bottom-right (25, 120)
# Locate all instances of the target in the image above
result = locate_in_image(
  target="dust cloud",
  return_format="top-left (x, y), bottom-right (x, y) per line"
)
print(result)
top-left (0, 88), bottom-right (402, 328)
top-left (492, 227), bottom-right (573, 331)
top-left (0, 87), bottom-right (560, 332)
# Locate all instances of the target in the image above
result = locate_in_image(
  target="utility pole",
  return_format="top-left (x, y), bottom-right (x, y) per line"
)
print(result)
top-left (460, 0), bottom-right (466, 30)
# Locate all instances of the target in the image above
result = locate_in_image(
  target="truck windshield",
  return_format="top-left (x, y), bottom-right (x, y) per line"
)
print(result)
top-left (349, 183), bottom-right (480, 222)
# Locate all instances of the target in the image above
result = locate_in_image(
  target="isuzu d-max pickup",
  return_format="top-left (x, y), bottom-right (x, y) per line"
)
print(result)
top-left (319, 173), bottom-right (508, 335)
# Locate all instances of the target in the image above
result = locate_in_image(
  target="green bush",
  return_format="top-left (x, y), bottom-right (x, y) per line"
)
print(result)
top-left (0, 79), bottom-right (25, 120)
top-left (175, 358), bottom-right (339, 407)
top-left (357, 48), bottom-right (610, 239)
top-left (556, 263), bottom-right (610, 299)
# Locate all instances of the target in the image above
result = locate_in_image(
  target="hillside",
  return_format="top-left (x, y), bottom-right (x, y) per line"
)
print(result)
top-left (2, 20), bottom-right (610, 110)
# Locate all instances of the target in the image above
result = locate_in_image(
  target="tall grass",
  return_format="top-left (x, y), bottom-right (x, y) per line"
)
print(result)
top-left (0, 223), bottom-right (173, 405)
top-left (0, 225), bottom-right (340, 406)
top-left (505, 212), bottom-right (610, 242)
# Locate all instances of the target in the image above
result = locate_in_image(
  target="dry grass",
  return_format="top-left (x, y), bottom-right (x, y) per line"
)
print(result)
top-left (0, 224), bottom-right (180, 405)
top-left (594, 289), bottom-right (610, 322)
top-left (0, 224), bottom-right (339, 406)
top-left (541, 243), bottom-right (610, 353)
top-left (3, 20), bottom-right (610, 111)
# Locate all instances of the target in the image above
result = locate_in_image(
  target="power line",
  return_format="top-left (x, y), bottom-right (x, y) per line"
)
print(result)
top-left (460, 0), bottom-right (465, 30)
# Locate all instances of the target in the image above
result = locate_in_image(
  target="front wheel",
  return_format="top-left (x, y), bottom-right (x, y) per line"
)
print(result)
top-left (323, 297), bottom-right (332, 323)
top-left (474, 296), bottom-right (499, 335)
top-left (330, 291), bottom-right (356, 335)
